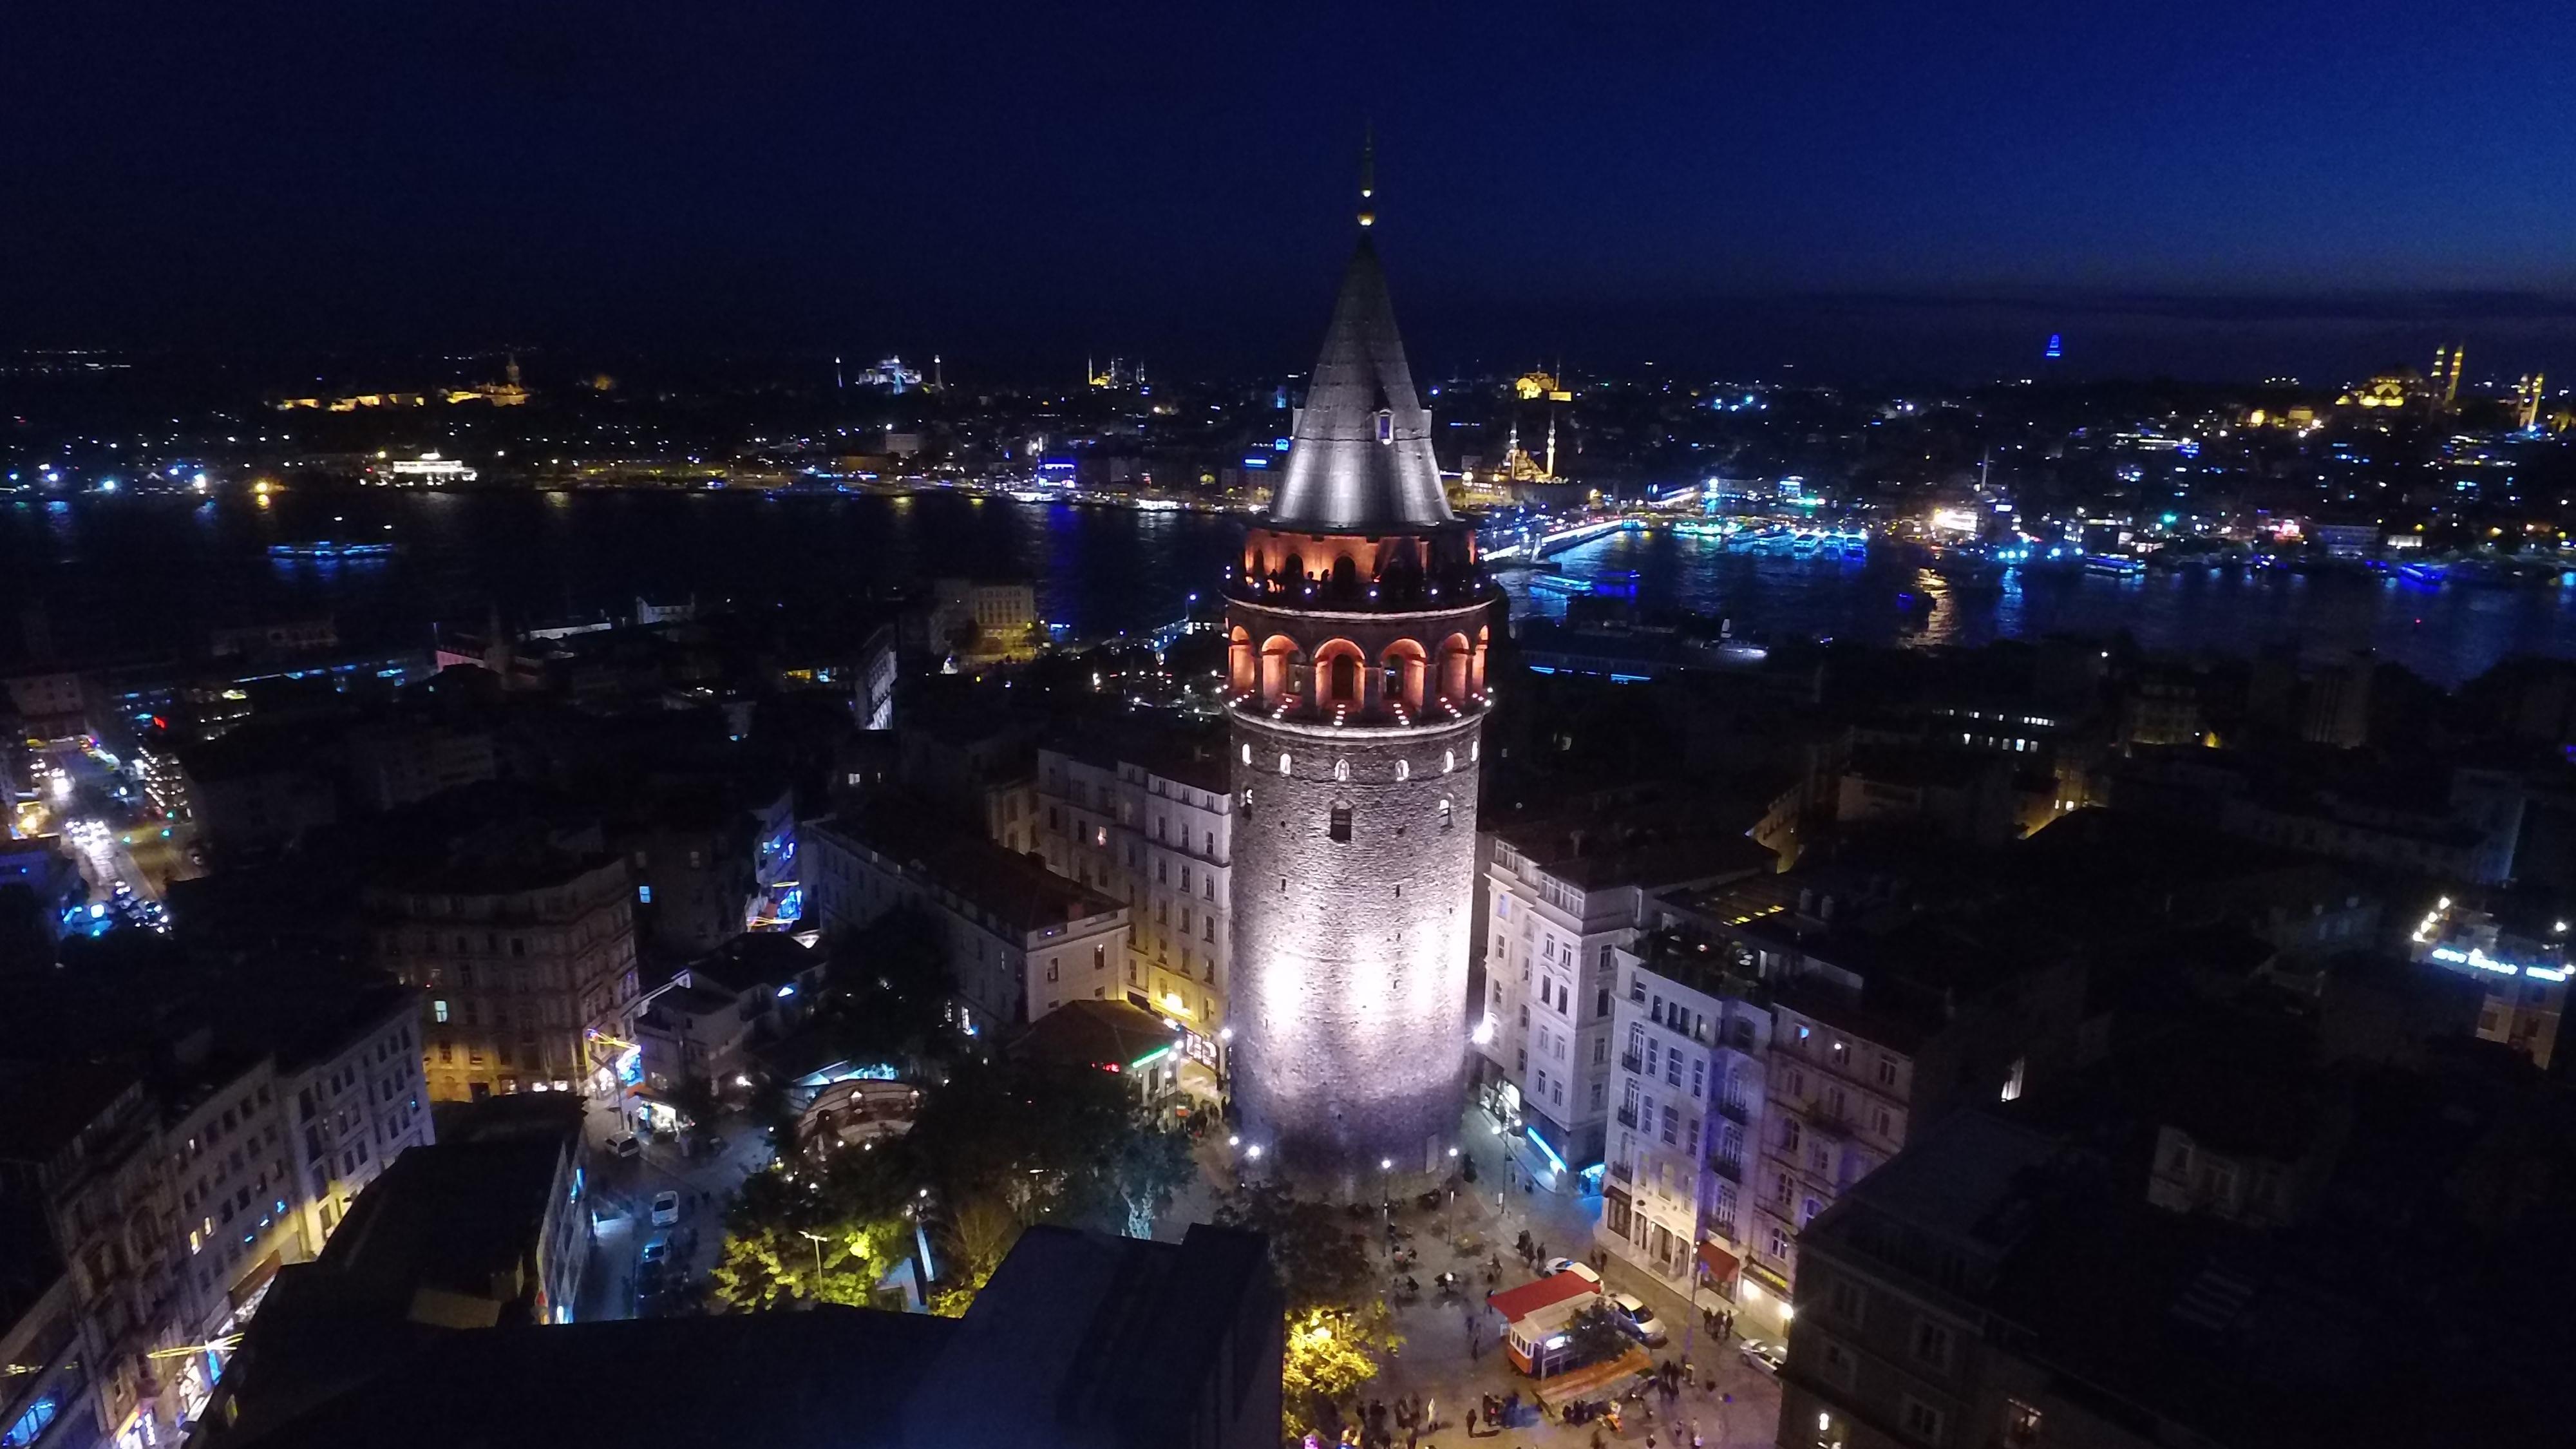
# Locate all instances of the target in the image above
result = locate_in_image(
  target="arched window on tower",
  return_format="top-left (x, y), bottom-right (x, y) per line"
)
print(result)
top-left (1440, 796), bottom-right (1455, 830)
top-left (1333, 759), bottom-right (1350, 782)
top-left (1277, 752), bottom-right (1292, 776)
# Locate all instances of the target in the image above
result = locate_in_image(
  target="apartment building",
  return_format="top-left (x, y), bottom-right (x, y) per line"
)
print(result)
top-left (1473, 811), bottom-right (1772, 1183)
top-left (369, 841), bottom-right (639, 1104)
top-left (1591, 871), bottom-right (2084, 1329)
top-left (805, 807), bottom-right (1129, 1038)
top-left (1028, 728), bottom-right (1233, 1087)
top-left (0, 985), bottom-right (426, 1449)
top-left (1598, 932), bottom-right (1774, 1307)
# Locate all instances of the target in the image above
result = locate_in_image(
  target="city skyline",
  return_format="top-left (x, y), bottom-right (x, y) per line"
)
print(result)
top-left (6, 2), bottom-right (2573, 380)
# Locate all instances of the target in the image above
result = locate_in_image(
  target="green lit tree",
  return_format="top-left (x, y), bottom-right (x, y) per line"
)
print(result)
top-left (1215, 1182), bottom-right (1403, 1437)
top-left (706, 1142), bottom-right (911, 1312)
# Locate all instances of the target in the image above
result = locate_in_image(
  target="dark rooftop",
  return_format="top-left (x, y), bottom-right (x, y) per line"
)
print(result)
top-left (1009, 998), bottom-right (1184, 1074)
top-left (819, 805), bottom-right (1121, 936)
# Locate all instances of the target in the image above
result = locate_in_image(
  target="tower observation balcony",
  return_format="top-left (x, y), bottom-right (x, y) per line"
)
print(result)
top-left (1224, 522), bottom-right (1495, 732)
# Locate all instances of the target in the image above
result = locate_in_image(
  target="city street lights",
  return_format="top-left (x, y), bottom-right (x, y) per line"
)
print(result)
top-left (796, 1229), bottom-right (828, 1298)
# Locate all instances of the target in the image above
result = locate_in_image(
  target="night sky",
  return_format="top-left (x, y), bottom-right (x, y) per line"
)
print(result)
top-left (8, 0), bottom-right (2572, 381)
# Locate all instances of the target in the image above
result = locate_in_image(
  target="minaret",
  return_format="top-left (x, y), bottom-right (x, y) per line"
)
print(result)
top-left (1226, 141), bottom-right (1493, 1185)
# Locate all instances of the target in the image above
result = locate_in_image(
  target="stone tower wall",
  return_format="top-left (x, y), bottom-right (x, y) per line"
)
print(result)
top-left (1228, 710), bottom-right (1482, 1180)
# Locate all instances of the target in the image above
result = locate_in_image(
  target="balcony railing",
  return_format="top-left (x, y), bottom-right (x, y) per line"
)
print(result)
top-left (1717, 1096), bottom-right (1750, 1125)
top-left (1609, 1159), bottom-right (1636, 1184)
top-left (1710, 1154), bottom-right (1744, 1183)
top-left (1620, 1051), bottom-right (1644, 1074)
top-left (1615, 1107), bottom-right (1640, 1129)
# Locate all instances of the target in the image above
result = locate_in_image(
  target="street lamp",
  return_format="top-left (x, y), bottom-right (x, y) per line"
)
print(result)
top-left (796, 1229), bottom-right (828, 1297)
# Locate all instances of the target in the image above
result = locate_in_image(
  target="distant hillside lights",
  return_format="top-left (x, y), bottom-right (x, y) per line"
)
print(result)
top-left (276, 359), bottom-right (528, 412)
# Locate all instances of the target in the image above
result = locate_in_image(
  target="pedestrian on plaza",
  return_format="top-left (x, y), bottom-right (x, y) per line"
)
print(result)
top-left (1466, 1408), bottom-right (1477, 1439)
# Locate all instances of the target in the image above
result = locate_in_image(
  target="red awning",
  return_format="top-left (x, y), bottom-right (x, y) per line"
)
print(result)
top-left (1488, 1271), bottom-right (1600, 1324)
top-left (1696, 1240), bottom-right (1741, 1282)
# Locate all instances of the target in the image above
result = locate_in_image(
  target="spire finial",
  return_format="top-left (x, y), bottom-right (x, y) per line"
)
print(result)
top-left (1357, 126), bottom-right (1376, 229)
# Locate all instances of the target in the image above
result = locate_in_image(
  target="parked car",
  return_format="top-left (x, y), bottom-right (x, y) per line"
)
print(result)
top-left (1740, 1337), bottom-right (1786, 1375)
top-left (1542, 1258), bottom-right (1604, 1289)
top-left (639, 1238), bottom-right (670, 1270)
top-left (1608, 1292), bottom-right (1669, 1347)
top-left (651, 1191), bottom-right (681, 1227)
top-left (609, 1132), bottom-right (642, 1159)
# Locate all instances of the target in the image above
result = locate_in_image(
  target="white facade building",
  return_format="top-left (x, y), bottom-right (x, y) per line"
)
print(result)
top-left (1030, 732), bottom-right (1234, 1086)
top-left (805, 811), bottom-right (1130, 1038)
top-left (1473, 820), bottom-right (1772, 1184)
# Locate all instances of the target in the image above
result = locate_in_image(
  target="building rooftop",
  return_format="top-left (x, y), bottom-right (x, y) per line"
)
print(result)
top-left (206, 1223), bottom-right (1277, 1449)
top-left (1009, 998), bottom-right (1184, 1075)
top-left (1492, 806), bottom-right (1777, 893)
top-left (818, 806), bottom-right (1122, 936)
top-left (204, 1302), bottom-right (954, 1449)
top-left (1046, 719), bottom-right (1232, 795)
top-left (312, 1133), bottom-right (570, 1325)
top-left (901, 1223), bottom-right (1276, 1449)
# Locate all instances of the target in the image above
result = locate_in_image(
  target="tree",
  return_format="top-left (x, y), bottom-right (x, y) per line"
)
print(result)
top-left (1213, 1182), bottom-right (1376, 1316)
top-left (706, 1142), bottom-right (911, 1312)
top-left (927, 1191), bottom-right (1024, 1318)
top-left (1107, 1115), bottom-right (1197, 1239)
top-left (1215, 1182), bottom-right (1404, 1438)
top-left (1563, 1302), bottom-right (1631, 1368)
top-left (1281, 1309), bottom-right (1383, 1441)
top-left (829, 905), bottom-right (957, 1063)
top-left (907, 1057), bottom-right (1162, 1230)
top-left (895, 1059), bottom-right (1199, 1316)
top-left (707, 1214), bottom-right (907, 1310)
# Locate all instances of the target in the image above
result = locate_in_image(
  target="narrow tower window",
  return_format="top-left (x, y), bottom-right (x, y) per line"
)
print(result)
top-left (1277, 752), bottom-right (1293, 776)
top-left (1443, 749), bottom-right (1456, 774)
top-left (1333, 759), bottom-right (1350, 782)
top-left (1241, 743), bottom-right (1252, 766)
top-left (1330, 806), bottom-right (1353, 842)
top-left (1440, 797), bottom-right (1455, 830)
top-left (1396, 759), bottom-right (1410, 782)
top-left (1376, 408), bottom-right (1394, 444)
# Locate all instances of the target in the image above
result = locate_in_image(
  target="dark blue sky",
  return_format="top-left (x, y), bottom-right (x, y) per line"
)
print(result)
top-left (6, 0), bottom-right (2571, 382)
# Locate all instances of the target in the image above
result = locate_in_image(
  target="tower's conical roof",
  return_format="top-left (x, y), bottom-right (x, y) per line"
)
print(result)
top-left (1267, 236), bottom-right (1454, 532)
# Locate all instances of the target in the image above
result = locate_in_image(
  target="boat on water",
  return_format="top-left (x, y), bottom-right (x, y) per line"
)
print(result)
top-left (269, 540), bottom-right (395, 560)
top-left (1529, 573), bottom-right (1595, 596)
top-left (2083, 554), bottom-right (2145, 578)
